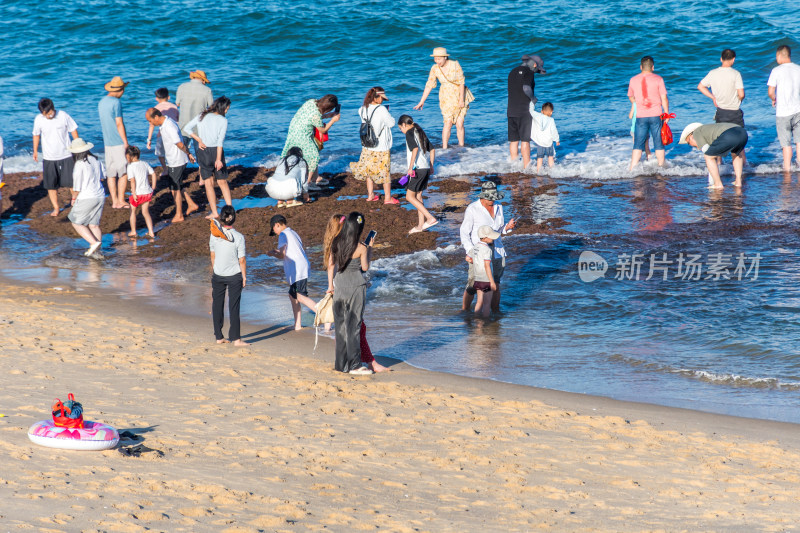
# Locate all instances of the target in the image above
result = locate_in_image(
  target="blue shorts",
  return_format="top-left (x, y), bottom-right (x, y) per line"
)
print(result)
top-left (633, 116), bottom-right (664, 151)
top-left (533, 142), bottom-right (555, 158)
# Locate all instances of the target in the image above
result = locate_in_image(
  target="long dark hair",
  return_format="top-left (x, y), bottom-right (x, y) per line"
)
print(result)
top-left (331, 212), bottom-right (365, 271)
top-left (397, 114), bottom-right (433, 153)
top-left (362, 86), bottom-right (385, 108)
top-left (283, 146), bottom-right (304, 175)
top-left (200, 96), bottom-right (231, 121)
top-left (73, 151), bottom-right (97, 163)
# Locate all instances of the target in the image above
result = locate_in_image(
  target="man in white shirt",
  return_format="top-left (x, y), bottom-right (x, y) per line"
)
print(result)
top-left (767, 45), bottom-right (800, 172)
top-left (459, 181), bottom-right (516, 313)
top-left (146, 108), bottom-right (199, 222)
top-left (32, 98), bottom-right (79, 216)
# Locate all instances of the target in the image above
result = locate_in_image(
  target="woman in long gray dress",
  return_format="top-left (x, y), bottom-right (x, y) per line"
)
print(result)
top-left (327, 211), bottom-right (374, 375)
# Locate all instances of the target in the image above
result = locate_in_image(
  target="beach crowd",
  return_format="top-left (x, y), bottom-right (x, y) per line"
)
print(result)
top-left (2, 45), bottom-right (800, 374)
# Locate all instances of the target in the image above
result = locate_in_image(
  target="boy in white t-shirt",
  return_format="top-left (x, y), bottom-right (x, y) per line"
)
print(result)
top-left (470, 225), bottom-right (500, 317)
top-left (267, 214), bottom-right (317, 330)
top-left (125, 146), bottom-right (157, 239)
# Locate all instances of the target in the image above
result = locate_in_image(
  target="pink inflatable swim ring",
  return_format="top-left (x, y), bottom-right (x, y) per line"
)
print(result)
top-left (28, 420), bottom-right (120, 451)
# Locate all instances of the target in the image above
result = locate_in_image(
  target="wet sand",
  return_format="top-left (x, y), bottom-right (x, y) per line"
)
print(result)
top-left (2, 278), bottom-right (800, 532)
top-left (0, 167), bottom-right (571, 265)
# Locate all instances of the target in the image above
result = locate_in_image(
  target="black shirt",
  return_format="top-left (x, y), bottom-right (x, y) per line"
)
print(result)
top-left (507, 65), bottom-right (535, 117)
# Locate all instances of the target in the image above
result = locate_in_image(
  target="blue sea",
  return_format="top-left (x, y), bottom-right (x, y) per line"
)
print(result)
top-left (3, 1), bottom-right (800, 423)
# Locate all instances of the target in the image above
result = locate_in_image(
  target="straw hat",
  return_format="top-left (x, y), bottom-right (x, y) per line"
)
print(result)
top-left (68, 138), bottom-right (94, 154)
top-left (104, 76), bottom-right (129, 92)
top-left (190, 70), bottom-right (210, 83)
top-left (431, 47), bottom-right (449, 57)
top-left (679, 122), bottom-right (704, 144)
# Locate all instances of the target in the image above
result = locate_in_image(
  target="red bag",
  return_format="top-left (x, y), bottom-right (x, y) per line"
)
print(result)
top-left (313, 127), bottom-right (328, 150)
top-left (52, 393), bottom-right (84, 429)
top-left (660, 113), bottom-right (676, 145)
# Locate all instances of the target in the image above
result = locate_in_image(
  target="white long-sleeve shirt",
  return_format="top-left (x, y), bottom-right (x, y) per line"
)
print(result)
top-left (460, 200), bottom-right (510, 259)
top-left (529, 102), bottom-right (560, 147)
top-left (359, 104), bottom-right (394, 152)
top-left (182, 113), bottom-right (228, 147)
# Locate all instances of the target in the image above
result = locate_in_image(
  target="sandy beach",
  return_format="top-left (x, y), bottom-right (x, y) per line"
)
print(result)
top-left (1, 277), bottom-right (799, 532)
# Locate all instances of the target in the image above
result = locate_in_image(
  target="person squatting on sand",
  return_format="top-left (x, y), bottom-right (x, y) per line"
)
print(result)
top-left (282, 95), bottom-right (341, 191)
top-left (628, 56), bottom-right (669, 171)
top-left (322, 213), bottom-right (388, 373)
top-left (98, 76), bottom-right (130, 209)
top-left (679, 122), bottom-right (748, 189)
top-left (397, 114), bottom-right (438, 233)
top-left (327, 212), bottom-right (375, 375)
top-left (351, 87), bottom-right (398, 204)
top-left (267, 214), bottom-right (318, 331)
top-left (67, 138), bottom-right (105, 258)
top-left (767, 45), bottom-right (800, 172)
top-left (414, 47), bottom-right (470, 149)
top-left (460, 182), bottom-right (516, 313)
top-left (507, 54), bottom-right (545, 168)
top-left (145, 107), bottom-right (199, 222)
top-left (32, 98), bottom-right (79, 217)
top-left (124, 146), bottom-right (157, 239)
top-left (146, 87), bottom-right (179, 178)
top-left (183, 96), bottom-right (233, 219)
top-left (209, 205), bottom-right (248, 346)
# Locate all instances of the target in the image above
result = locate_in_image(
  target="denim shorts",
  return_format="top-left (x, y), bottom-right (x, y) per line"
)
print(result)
top-left (633, 116), bottom-right (664, 151)
top-left (533, 142), bottom-right (555, 158)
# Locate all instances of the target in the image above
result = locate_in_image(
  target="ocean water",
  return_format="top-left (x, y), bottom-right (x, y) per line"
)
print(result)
top-left (4, 1), bottom-right (800, 423)
top-left (1, 0), bottom-right (799, 177)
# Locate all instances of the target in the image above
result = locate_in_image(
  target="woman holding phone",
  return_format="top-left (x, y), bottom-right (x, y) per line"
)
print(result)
top-left (327, 211), bottom-right (374, 375)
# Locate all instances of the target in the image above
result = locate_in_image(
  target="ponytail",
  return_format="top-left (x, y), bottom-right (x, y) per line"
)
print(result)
top-left (362, 86), bottom-right (385, 108)
top-left (398, 114), bottom-right (433, 154)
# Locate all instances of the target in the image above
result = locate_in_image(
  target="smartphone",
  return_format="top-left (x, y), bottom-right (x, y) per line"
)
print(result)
top-left (363, 230), bottom-right (377, 247)
top-left (334, 103), bottom-right (341, 115)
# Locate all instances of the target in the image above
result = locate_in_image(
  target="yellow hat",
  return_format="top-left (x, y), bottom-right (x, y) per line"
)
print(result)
top-left (104, 76), bottom-right (129, 92)
top-left (430, 47), bottom-right (449, 57)
top-left (190, 70), bottom-right (210, 83)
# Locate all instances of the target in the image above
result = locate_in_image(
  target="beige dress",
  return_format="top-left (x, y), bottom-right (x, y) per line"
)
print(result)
top-left (425, 60), bottom-right (468, 123)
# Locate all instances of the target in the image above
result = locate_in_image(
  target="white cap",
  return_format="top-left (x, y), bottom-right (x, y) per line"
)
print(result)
top-left (679, 122), bottom-right (704, 144)
top-left (478, 225), bottom-right (500, 240)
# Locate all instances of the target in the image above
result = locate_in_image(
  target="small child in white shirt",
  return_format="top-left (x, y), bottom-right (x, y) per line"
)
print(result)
top-left (530, 102), bottom-right (560, 173)
top-left (470, 225), bottom-right (500, 317)
top-left (125, 145), bottom-right (157, 239)
top-left (267, 214), bottom-right (317, 330)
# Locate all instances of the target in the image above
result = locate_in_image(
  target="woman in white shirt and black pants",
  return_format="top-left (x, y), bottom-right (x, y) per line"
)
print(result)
top-left (350, 87), bottom-right (398, 204)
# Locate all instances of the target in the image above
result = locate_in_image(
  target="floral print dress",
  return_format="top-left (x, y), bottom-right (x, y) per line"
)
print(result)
top-left (425, 59), bottom-right (468, 123)
top-left (282, 99), bottom-right (322, 174)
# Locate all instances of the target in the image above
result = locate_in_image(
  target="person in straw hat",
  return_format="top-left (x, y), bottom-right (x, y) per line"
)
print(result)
top-left (414, 47), bottom-right (470, 149)
top-left (679, 121), bottom-right (748, 189)
top-left (177, 70), bottom-right (213, 157)
top-left (98, 75), bottom-right (130, 209)
top-left (67, 138), bottom-right (106, 258)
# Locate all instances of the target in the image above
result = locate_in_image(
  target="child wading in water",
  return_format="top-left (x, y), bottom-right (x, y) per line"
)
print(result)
top-left (397, 115), bottom-right (438, 234)
top-left (268, 214), bottom-right (317, 330)
top-left (530, 102), bottom-right (560, 173)
top-left (125, 146), bottom-right (157, 238)
top-left (470, 225), bottom-right (500, 317)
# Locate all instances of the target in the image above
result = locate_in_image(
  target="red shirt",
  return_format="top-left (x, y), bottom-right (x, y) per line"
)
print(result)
top-left (628, 72), bottom-right (667, 118)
